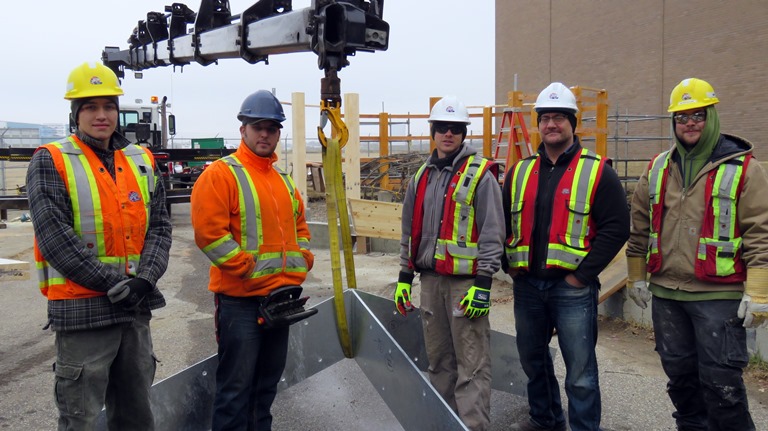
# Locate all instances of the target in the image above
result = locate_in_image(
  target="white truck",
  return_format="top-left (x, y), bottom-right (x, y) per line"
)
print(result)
top-left (119, 95), bottom-right (176, 149)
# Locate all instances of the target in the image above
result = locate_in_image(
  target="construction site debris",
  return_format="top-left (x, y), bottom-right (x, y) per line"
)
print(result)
top-left (360, 153), bottom-right (428, 202)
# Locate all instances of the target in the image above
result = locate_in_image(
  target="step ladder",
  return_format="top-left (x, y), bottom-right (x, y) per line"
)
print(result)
top-left (495, 108), bottom-right (533, 172)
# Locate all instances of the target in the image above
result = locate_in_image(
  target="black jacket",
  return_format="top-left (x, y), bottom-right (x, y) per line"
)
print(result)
top-left (502, 138), bottom-right (630, 285)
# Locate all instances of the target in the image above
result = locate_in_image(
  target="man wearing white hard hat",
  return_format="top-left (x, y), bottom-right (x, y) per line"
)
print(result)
top-left (394, 96), bottom-right (504, 430)
top-left (503, 83), bottom-right (629, 431)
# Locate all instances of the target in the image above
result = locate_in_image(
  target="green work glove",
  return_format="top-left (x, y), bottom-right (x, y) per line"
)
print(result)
top-left (459, 275), bottom-right (491, 319)
top-left (394, 271), bottom-right (415, 316)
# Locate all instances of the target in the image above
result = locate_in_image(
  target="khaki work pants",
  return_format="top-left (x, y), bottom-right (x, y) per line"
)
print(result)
top-left (419, 272), bottom-right (492, 431)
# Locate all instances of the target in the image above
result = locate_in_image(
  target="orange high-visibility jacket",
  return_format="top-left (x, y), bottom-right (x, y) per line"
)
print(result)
top-left (191, 144), bottom-right (313, 297)
top-left (34, 136), bottom-right (157, 299)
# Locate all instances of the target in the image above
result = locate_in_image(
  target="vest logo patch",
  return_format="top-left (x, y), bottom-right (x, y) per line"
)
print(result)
top-left (561, 188), bottom-right (571, 195)
top-left (128, 191), bottom-right (141, 202)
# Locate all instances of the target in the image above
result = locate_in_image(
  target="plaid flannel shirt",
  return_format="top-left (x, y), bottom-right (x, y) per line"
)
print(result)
top-left (26, 131), bottom-right (172, 331)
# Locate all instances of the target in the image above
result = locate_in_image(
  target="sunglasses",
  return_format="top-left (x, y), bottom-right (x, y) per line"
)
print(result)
top-left (433, 123), bottom-right (466, 135)
top-left (673, 111), bottom-right (706, 124)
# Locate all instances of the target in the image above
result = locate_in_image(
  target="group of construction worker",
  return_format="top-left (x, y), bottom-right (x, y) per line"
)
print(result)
top-left (394, 78), bottom-right (768, 431)
top-left (24, 60), bottom-right (766, 431)
top-left (27, 62), bottom-right (312, 431)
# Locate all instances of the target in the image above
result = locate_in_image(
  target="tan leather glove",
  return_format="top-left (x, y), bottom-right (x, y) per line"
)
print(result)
top-left (628, 280), bottom-right (651, 309)
top-left (626, 256), bottom-right (651, 309)
top-left (739, 268), bottom-right (768, 328)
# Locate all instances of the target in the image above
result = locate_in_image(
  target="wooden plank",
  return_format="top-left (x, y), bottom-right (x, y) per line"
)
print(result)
top-left (348, 198), bottom-right (402, 241)
top-left (598, 243), bottom-right (627, 304)
top-left (0, 258), bottom-right (30, 281)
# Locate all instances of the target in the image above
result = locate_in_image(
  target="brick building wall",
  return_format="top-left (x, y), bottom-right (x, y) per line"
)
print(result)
top-left (495, 0), bottom-right (768, 161)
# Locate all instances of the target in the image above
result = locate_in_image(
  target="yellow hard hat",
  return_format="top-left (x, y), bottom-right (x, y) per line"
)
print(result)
top-left (64, 62), bottom-right (124, 100)
top-left (668, 78), bottom-right (719, 113)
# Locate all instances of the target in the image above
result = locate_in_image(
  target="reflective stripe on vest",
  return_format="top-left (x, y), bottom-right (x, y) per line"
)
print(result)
top-left (35, 137), bottom-right (154, 295)
top-left (409, 155), bottom-right (495, 275)
top-left (201, 155), bottom-right (308, 279)
top-left (504, 156), bottom-right (537, 267)
top-left (505, 148), bottom-right (604, 271)
top-left (646, 152), bottom-right (669, 271)
top-left (647, 151), bottom-right (748, 282)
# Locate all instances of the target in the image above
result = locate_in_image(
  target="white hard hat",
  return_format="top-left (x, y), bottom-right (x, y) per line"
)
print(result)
top-left (535, 82), bottom-right (578, 114)
top-left (428, 96), bottom-right (471, 124)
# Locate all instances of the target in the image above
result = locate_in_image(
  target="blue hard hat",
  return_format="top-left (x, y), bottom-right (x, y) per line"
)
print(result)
top-left (237, 90), bottom-right (286, 123)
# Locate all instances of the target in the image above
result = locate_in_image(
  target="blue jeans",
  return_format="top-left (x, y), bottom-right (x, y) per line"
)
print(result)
top-left (212, 294), bottom-right (289, 431)
top-left (513, 276), bottom-right (601, 431)
top-left (652, 296), bottom-right (754, 431)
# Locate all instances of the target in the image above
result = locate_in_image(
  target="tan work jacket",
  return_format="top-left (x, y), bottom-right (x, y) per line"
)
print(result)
top-left (627, 134), bottom-right (768, 293)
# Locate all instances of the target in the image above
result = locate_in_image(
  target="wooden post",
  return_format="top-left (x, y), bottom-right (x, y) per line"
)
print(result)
top-left (344, 93), bottom-right (366, 253)
top-left (291, 92), bottom-right (307, 200)
top-left (378, 112), bottom-right (390, 192)
top-left (428, 96), bottom-right (440, 153)
top-left (482, 106), bottom-right (493, 159)
top-left (570, 86), bottom-right (583, 134)
top-left (344, 93), bottom-right (361, 201)
top-left (596, 89), bottom-right (609, 158)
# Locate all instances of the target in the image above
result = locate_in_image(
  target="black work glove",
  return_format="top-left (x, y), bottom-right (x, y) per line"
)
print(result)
top-left (107, 278), bottom-right (154, 311)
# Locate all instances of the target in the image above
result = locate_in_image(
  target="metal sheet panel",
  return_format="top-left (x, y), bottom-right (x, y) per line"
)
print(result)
top-left (95, 289), bottom-right (540, 429)
top-left (278, 296), bottom-right (347, 390)
top-left (95, 296), bottom-right (346, 430)
top-left (94, 355), bottom-right (217, 431)
top-left (356, 289), bottom-right (430, 370)
top-left (350, 290), bottom-right (468, 431)
top-left (355, 290), bottom-right (544, 396)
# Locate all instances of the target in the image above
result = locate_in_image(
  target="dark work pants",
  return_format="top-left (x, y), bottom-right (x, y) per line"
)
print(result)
top-left (54, 315), bottom-right (157, 431)
top-left (212, 294), bottom-right (289, 431)
top-left (652, 296), bottom-right (755, 431)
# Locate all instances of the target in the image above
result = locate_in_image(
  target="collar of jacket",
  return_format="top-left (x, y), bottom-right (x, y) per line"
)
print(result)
top-left (426, 143), bottom-right (476, 170)
top-left (75, 130), bottom-right (131, 153)
top-left (536, 136), bottom-right (582, 167)
top-left (670, 133), bottom-right (753, 167)
top-left (236, 140), bottom-right (279, 170)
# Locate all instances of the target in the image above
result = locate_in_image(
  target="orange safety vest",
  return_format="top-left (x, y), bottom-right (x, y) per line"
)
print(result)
top-left (646, 151), bottom-right (749, 282)
top-left (505, 148), bottom-right (604, 271)
top-left (409, 154), bottom-right (497, 275)
top-left (34, 136), bottom-right (156, 299)
top-left (199, 154), bottom-right (310, 283)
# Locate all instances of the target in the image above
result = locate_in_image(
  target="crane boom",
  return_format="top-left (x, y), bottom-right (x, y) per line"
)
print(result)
top-left (100, 0), bottom-right (389, 361)
top-left (102, 0), bottom-right (389, 78)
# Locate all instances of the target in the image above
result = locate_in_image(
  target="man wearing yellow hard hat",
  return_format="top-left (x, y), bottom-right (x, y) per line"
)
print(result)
top-left (626, 78), bottom-right (768, 430)
top-left (25, 62), bottom-right (172, 430)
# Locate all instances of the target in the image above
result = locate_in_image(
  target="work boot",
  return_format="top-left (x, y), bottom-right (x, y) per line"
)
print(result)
top-left (510, 418), bottom-right (567, 431)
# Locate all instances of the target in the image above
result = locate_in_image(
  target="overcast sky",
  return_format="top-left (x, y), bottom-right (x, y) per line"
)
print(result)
top-left (1, 1), bottom-right (494, 140)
